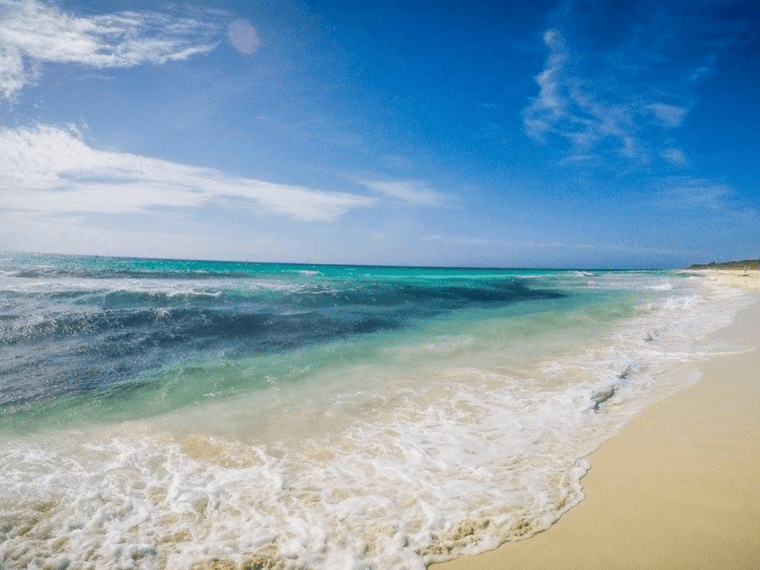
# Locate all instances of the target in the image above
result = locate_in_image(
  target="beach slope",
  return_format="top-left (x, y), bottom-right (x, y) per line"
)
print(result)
top-left (432, 275), bottom-right (760, 570)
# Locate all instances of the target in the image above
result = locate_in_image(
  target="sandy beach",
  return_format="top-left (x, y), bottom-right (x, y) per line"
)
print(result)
top-left (694, 268), bottom-right (760, 290)
top-left (432, 270), bottom-right (760, 570)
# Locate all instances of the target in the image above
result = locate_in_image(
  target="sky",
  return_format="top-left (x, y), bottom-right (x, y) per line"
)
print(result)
top-left (0, 0), bottom-right (758, 268)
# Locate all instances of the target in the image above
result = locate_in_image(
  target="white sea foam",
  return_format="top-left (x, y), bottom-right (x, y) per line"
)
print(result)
top-left (0, 270), bottom-right (316, 298)
top-left (0, 273), bottom-right (752, 570)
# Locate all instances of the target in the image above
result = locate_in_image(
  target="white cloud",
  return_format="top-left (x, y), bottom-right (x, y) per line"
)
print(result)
top-left (523, 28), bottom-right (695, 164)
top-left (523, 29), bottom-right (568, 143)
top-left (660, 147), bottom-right (689, 167)
top-left (360, 180), bottom-right (447, 207)
top-left (659, 178), bottom-right (733, 211)
top-left (0, 0), bottom-right (223, 98)
top-left (523, 29), bottom-right (641, 158)
top-left (647, 104), bottom-right (688, 128)
top-left (658, 178), bottom-right (756, 221)
top-left (0, 125), bottom-right (377, 222)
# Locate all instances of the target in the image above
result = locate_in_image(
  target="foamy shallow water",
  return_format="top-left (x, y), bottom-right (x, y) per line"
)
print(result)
top-left (0, 258), bottom-right (752, 570)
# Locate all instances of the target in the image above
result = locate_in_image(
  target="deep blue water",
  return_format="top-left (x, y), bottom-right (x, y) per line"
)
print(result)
top-left (0, 253), bottom-right (572, 418)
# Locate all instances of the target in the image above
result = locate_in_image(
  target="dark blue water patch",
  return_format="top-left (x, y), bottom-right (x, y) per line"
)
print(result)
top-left (1, 254), bottom-right (571, 419)
top-left (283, 276), bottom-right (564, 310)
top-left (0, 303), bottom-right (409, 412)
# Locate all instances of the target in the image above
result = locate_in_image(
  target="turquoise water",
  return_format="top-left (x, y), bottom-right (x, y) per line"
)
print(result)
top-left (0, 254), bottom-right (750, 569)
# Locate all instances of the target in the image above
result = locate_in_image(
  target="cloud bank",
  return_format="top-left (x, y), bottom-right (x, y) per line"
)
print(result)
top-left (0, 126), bottom-right (377, 222)
top-left (0, 0), bottom-right (223, 98)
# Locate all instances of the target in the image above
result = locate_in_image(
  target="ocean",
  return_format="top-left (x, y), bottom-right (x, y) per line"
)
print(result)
top-left (0, 253), bottom-right (751, 570)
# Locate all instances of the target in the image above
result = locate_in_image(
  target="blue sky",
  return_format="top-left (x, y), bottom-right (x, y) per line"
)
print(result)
top-left (0, 0), bottom-right (757, 268)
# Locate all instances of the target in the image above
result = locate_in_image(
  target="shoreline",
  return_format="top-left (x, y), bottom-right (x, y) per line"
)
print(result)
top-left (688, 268), bottom-right (760, 290)
top-left (431, 271), bottom-right (760, 569)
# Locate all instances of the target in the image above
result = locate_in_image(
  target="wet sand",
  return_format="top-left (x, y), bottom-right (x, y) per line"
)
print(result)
top-left (432, 274), bottom-right (760, 570)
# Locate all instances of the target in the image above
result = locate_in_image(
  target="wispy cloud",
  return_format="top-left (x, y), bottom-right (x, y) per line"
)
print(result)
top-left (361, 180), bottom-right (448, 207)
top-left (0, 125), bottom-right (377, 222)
top-left (659, 178), bottom-right (732, 211)
top-left (660, 148), bottom-right (689, 167)
top-left (0, 0), bottom-right (224, 99)
top-left (647, 104), bottom-right (688, 129)
top-left (523, 29), bottom-right (570, 145)
top-left (522, 0), bottom-right (760, 168)
top-left (523, 27), bottom-right (698, 165)
top-left (423, 234), bottom-right (499, 247)
top-left (658, 177), bottom-right (756, 220)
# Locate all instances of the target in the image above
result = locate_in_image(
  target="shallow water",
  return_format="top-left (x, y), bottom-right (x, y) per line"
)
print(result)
top-left (0, 254), bottom-right (751, 569)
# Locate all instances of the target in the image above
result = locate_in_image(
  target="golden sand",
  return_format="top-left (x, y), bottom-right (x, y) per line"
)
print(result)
top-left (431, 277), bottom-right (760, 570)
top-left (692, 268), bottom-right (760, 290)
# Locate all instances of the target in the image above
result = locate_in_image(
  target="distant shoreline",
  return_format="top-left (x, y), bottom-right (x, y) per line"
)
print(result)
top-left (687, 258), bottom-right (760, 270)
